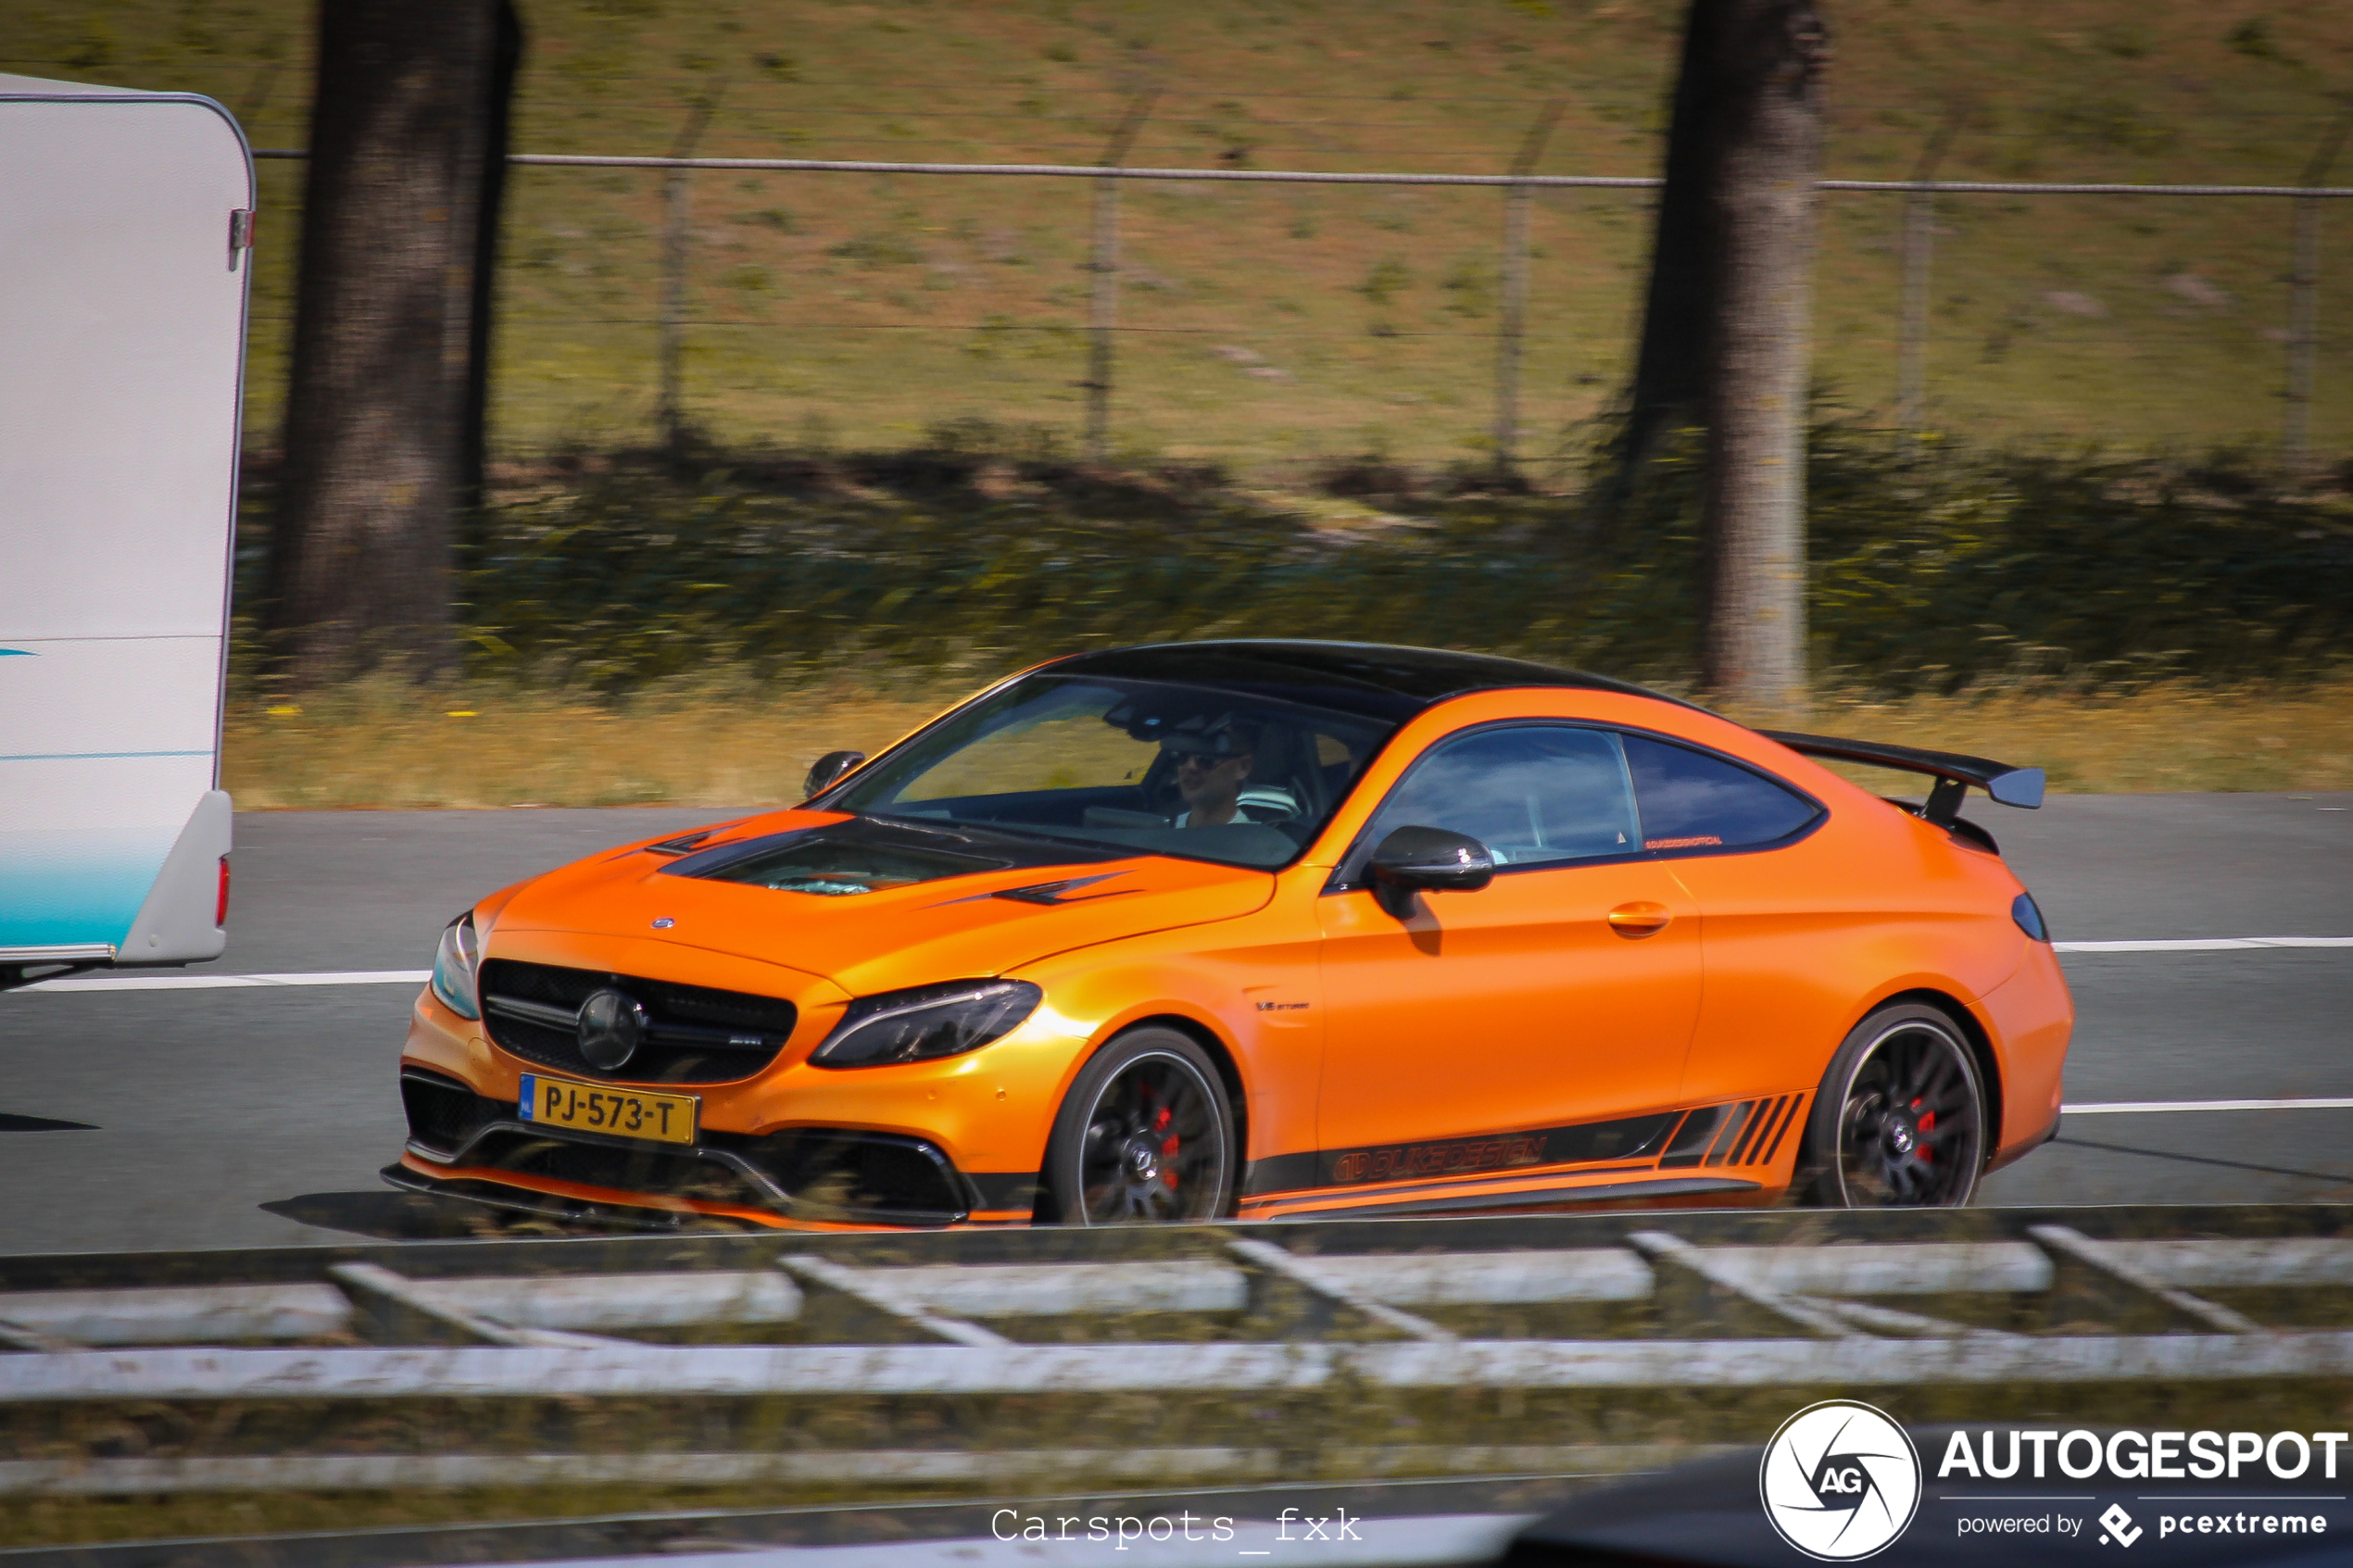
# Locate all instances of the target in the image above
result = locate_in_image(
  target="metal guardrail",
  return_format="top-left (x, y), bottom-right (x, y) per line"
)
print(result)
top-left (5, 1205), bottom-right (2353, 1503)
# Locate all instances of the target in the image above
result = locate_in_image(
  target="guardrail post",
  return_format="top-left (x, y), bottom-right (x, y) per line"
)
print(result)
top-left (2026, 1225), bottom-right (2259, 1336)
top-left (1896, 109), bottom-right (1963, 442)
top-left (1625, 1231), bottom-right (1860, 1339)
top-left (658, 84), bottom-right (723, 461)
top-left (1084, 92), bottom-right (1156, 465)
top-left (2285, 104), bottom-right (2353, 471)
top-left (327, 1261), bottom-right (619, 1348)
top-left (1227, 1238), bottom-right (1455, 1342)
top-left (777, 1256), bottom-right (1011, 1347)
top-left (0, 1317), bottom-right (76, 1353)
top-left (1494, 102), bottom-right (1565, 477)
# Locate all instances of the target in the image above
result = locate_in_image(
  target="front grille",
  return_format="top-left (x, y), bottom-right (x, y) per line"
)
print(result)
top-left (479, 959), bottom-right (798, 1084)
top-left (401, 1067), bottom-right (511, 1158)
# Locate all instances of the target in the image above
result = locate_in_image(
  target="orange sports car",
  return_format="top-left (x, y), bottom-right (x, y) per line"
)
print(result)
top-left (389, 641), bottom-right (2070, 1230)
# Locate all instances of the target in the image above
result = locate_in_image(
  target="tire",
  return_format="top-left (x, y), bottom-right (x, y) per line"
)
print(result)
top-left (1794, 1002), bottom-right (1988, 1208)
top-left (1040, 1027), bottom-right (1237, 1225)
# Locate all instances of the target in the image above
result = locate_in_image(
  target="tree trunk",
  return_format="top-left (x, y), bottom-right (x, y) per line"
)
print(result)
top-left (1622, 7), bottom-right (1724, 467)
top-left (459, 2), bottom-right (525, 522)
top-left (1627, 0), bottom-right (1828, 713)
top-left (1698, 0), bottom-right (1828, 716)
top-left (265, 0), bottom-right (507, 684)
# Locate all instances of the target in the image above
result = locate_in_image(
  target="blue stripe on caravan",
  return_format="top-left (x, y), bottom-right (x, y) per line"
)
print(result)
top-left (0, 750), bottom-right (215, 761)
top-left (0, 648), bottom-right (31, 656)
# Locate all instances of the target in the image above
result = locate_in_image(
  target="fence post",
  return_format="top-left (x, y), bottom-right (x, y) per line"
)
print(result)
top-left (1896, 109), bottom-right (1963, 442)
top-left (1494, 102), bottom-right (1564, 476)
top-left (2285, 104), bottom-right (2353, 472)
top-left (1085, 92), bottom-right (1156, 465)
top-left (659, 84), bottom-right (723, 459)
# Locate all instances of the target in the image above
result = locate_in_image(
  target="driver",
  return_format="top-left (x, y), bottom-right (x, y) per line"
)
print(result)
top-left (1167, 723), bottom-right (1256, 829)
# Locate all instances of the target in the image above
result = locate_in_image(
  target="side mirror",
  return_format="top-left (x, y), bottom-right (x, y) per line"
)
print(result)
top-left (803, 749), bottom-right (867, 799)
top-left (1366, 824), bottom-right (1494, 919)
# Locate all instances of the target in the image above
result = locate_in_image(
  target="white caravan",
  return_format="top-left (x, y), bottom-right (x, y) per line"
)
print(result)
top-left (0, 74), bottom-right (252, 988)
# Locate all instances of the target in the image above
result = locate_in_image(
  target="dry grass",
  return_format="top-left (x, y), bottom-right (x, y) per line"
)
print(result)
top-left (223, 673), bottom-right (2353, 810)
top-left (1799, 681), bottom-right (2353, 796)
top-left (223, 674), bottom-right (958, 811)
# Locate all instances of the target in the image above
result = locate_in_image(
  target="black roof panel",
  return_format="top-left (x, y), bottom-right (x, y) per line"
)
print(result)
top-left (1044, 640), bottom-right (1692, 720)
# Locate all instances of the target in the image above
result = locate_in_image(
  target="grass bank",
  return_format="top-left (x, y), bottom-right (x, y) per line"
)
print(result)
top-left (232, 416), bottom-right (2353, 700)
top-left (222, 421), bottom-right (2353, 809)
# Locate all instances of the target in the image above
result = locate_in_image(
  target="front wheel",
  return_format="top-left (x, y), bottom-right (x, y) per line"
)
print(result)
top-left (1040, 1027), bottom-right (1236, 1225)
top-left (1796, 1003), bottom-right (1987, 1208)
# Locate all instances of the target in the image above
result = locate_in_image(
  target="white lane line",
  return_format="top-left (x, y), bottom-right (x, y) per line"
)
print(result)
top-left (2064, 1098), bottom-right (2353, 1116)
top-left (2056, 937), bottom-right (2353, 952)
top-left (20, 970), bottom-right (430, 994)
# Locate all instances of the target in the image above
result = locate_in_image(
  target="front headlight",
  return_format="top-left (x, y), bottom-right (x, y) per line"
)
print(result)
top-left (431, 911), bottom-right (483, 1021)
top-left (809, 979), bottom-right (1042, 1069)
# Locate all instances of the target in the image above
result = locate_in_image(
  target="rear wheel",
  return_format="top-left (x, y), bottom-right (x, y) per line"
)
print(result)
top-left (1041, 1027), bottom-right (1235, 1225)
top-left (1797, 1003), bottom-right (1987, 1208)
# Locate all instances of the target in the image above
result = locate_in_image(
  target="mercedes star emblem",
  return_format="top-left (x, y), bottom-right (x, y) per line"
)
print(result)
top-left (577, 987), bottom-right (648, 1072)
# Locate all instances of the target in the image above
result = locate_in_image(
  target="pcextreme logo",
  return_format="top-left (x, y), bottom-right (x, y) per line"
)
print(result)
top-left (1759, 1400), bottom-right (1924, 1561)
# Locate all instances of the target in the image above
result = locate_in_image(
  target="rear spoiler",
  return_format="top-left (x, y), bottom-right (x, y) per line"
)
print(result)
top-left (1762, 731), bottom-right (2046, 828)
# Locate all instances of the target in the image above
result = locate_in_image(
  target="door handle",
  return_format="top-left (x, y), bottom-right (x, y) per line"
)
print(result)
top-left (1607, 901), bottom-right (1673, 938)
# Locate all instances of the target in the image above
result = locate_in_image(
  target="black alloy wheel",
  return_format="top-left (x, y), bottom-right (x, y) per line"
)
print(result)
top-left (1042, 1027), bottom-right (1235, 1225)
top-left (1800, 1003), bottom-right (1987, 1208)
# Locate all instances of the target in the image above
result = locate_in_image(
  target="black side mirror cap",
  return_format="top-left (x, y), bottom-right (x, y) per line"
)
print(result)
top-left (803, 750), bottom-right (867, 799)
top-left (1366, 824), bottom-right (1494, 919)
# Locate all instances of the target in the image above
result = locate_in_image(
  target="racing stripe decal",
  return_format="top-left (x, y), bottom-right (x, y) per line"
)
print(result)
top-left (1238, 1095), bottom-right (1811, 1212)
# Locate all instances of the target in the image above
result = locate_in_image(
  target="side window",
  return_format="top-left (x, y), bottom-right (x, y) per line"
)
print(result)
top-left (1623, 734), bottom-right (1820, 851)
top-left (1364, 726), bottom-right (1640, 869)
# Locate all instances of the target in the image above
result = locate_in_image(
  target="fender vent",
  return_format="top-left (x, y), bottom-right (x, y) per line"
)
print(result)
top-left (1658, 1096), bottom-right (1805, 1170)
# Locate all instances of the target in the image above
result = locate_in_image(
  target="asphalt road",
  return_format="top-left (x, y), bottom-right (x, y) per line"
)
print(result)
top-left (1, 794), bottom-right (2347, 1256)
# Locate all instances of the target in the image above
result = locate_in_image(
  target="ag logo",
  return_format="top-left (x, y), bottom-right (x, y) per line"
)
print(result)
top-left (1758, 1400), bottom-right (1922, 1561)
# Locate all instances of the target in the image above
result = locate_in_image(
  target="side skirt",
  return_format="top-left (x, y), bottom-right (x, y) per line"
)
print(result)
top-left (1234, 1095), bottom-right (1807, 1222)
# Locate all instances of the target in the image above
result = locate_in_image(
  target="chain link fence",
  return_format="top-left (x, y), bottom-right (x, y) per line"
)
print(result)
top-left (231, 138), bottom-right (2353, 479)
top-left (17, 31), bottom-right (2351, 480)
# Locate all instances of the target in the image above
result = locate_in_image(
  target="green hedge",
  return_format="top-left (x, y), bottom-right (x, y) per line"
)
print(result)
top-left (313, 420), bottom-right (2349, 694)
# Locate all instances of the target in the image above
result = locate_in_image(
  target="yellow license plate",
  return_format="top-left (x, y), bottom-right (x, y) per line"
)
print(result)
top-left (519, 1073), bottom-right (698, 1146)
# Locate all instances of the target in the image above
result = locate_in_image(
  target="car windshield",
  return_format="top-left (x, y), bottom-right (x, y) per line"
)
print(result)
top-left (821, 673), bottom-right (1399, 869)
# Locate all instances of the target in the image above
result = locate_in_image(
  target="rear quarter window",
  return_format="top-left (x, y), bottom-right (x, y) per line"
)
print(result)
top-left (1623, 734), bottom-right (1821, 852)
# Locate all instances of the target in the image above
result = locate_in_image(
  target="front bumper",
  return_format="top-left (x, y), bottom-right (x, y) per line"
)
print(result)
top-left (396, 1066), bottom-right (1034, 1229)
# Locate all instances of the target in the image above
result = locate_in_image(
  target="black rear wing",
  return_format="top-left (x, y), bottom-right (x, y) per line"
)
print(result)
top-left (1762, 731), bottom-right (2045, 828)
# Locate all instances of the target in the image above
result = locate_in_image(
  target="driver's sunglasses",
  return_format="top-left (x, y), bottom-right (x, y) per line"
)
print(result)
top-left (1167, 748), bottom-right (1245, 769)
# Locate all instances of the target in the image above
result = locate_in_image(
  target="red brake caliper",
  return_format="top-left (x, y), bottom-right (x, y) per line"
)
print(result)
top-left (1915, 1102), bottom-right (1935, 1164)
top-left (1154, 1102), bottom-right (1179, 1189)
